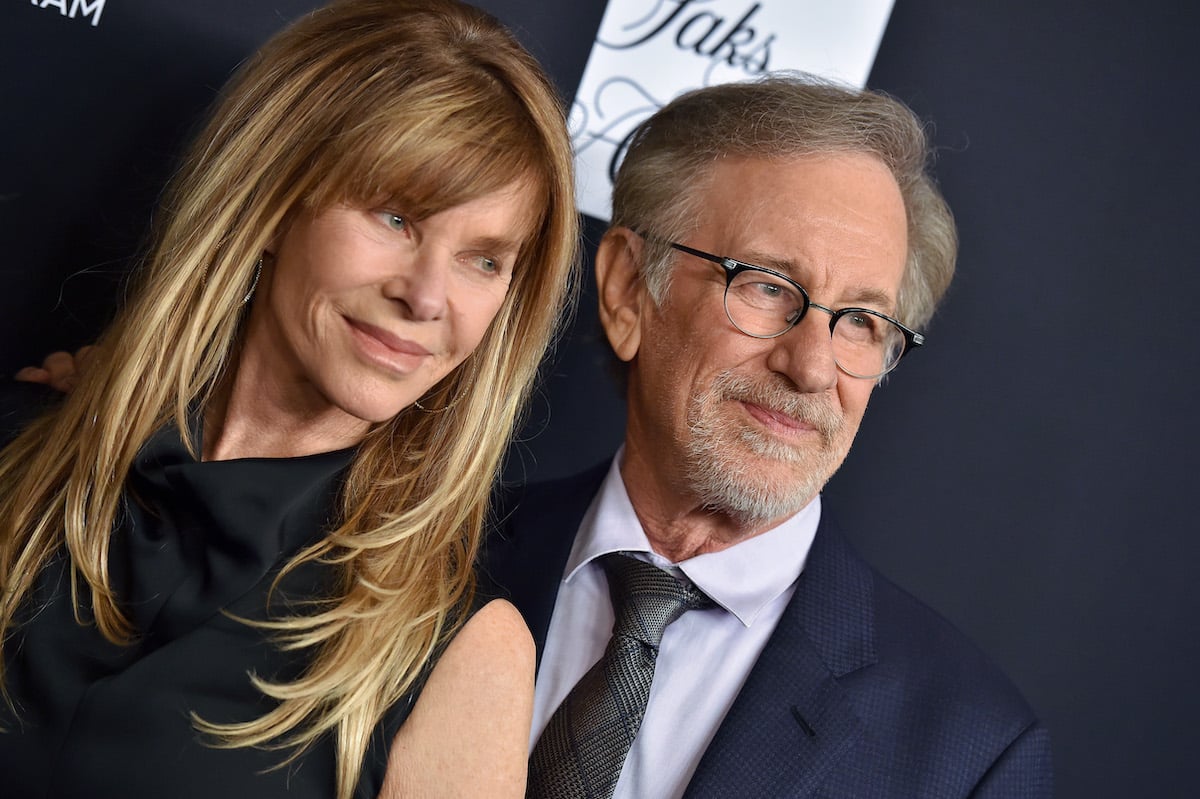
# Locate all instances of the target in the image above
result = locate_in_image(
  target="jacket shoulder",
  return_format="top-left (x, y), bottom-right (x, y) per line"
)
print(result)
top-left (842, 559), bottom-right (1051, 794)
top-left (867, 565), bottom-right (1039, 726)
top-left (489, 461), bottom-right (610, 535)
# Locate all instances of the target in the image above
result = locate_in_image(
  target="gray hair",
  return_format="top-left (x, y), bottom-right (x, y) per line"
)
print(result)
top-left (610, 73), bottom-right (957, 329)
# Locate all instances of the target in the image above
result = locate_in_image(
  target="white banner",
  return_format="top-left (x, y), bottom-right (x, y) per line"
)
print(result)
top-left (571, 0), bottom-right (894, 220)
top-left (30, 0), bottom-right (107, 27)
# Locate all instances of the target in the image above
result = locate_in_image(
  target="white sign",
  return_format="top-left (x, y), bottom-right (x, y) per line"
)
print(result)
top-left (30, 0), bottom-right (107, 27)
top-left (571, 0), bottom-right (895, 220)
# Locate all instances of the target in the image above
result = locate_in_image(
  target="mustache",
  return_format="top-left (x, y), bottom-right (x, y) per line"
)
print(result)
top-left (709, 371), bottom-right (843, 442)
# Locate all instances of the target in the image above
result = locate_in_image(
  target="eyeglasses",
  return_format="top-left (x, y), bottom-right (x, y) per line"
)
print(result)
top-left (667, 241), bottom-right (924, 379)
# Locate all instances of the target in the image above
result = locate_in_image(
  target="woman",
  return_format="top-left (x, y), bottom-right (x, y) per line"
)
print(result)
top-left (0, 1), bottom-right (577, 797)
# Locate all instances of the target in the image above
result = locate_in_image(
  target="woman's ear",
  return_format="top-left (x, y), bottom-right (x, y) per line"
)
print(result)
top-left (265, 203), bottom-right (306, 259)
top-left (595, 227), bottom-right (647, 363)
top-left (263, 224), bottom-right (285, 259)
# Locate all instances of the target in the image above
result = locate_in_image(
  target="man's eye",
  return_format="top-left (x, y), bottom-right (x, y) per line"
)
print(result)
top-left (847, 312), bottom-right (872, 328)
top-left (838, 312), bottom-right (880, 343)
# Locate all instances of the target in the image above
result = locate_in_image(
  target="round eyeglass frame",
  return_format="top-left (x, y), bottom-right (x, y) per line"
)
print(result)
top-left (667, 240), bottom-right (925, 379)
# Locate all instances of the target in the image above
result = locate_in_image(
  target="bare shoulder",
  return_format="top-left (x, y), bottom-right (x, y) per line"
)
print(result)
top-left (428, 599), bottom-right (535, 710)
top-left (380, 599), bottom-right (535, 798)
top-left (448, 597), bottom-right (535, 667)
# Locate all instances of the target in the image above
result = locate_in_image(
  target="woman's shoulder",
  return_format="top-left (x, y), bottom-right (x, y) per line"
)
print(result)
top-left (447, 598), bottom-right (536, 675)
top-left (414, 598), bottom-right (534, 727)
top-left (378, 599), bottom-right (534, 798)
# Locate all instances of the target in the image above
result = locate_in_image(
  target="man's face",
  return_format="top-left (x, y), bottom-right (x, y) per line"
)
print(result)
top-left (614, 153), bottom-right (909, 531)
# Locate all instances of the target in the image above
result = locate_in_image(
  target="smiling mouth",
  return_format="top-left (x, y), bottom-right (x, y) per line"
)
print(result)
top-left (741, 401), bottom-right (816, 435)
top-left (345, 317), bottom-right (432, 373)
top-left (705, 370), bottom-right (841, 445)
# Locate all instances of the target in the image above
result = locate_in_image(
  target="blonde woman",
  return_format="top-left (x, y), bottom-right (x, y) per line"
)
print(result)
top-left (0, 1), bottom-right (577, 797)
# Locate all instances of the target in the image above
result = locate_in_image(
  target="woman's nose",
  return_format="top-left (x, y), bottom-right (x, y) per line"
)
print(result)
top-left (384, 251), bottom-right (449, 321)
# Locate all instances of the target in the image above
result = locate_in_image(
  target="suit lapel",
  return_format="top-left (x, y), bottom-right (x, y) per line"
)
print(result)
top-left (684, 514), bottom-right (877, 798)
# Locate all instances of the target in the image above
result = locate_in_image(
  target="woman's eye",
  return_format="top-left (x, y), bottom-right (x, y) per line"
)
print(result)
top-left (380, 212), bottom-right (407, 232)
top-left (473, 255), bottom-right (498, 274)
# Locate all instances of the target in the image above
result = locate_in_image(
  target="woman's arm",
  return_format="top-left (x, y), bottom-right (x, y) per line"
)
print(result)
top-left (380, 598), bottom-right (535, 798)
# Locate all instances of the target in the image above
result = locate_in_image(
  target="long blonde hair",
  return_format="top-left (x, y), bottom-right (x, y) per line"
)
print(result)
top-left (0, 1), bottom-right (578, 796)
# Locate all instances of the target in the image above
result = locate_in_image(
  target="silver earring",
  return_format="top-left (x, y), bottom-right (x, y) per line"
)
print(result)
top-left (413, 388), bottom-right (465, 413)
top-left (243, 258), bottom-right (263, 304)
top-left (413, 360), bottom-right (475, 413)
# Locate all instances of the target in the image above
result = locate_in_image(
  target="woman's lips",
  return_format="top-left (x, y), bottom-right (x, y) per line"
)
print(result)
top-left (345, 317), bottom-right (432, 373)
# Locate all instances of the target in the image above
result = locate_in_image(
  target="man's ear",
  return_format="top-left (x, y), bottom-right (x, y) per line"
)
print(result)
top-left (596, 227), bottom-right (647, 363)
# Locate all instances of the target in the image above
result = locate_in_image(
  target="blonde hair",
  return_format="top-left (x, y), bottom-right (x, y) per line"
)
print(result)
top-left (613, 73), bottom-right (957, 330)
top-left (0, 1), bottom-right (577, 796)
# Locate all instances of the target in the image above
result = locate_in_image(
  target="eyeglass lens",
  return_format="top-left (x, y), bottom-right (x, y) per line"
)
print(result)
top-left (725, 269), bottom-right (906, 378)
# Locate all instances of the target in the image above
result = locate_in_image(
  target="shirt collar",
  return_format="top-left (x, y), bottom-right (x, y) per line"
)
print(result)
top-left (565, 452), bottom-right (820, 627)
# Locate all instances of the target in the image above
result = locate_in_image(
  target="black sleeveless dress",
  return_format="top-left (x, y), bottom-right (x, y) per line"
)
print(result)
top-left (0, 409), bottom-right (420, 798)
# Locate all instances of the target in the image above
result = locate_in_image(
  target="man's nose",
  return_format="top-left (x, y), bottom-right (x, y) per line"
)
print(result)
top-left (384, 250), bottom-right (449, 321)
top-left (764, 310), bottom-right (838, 392)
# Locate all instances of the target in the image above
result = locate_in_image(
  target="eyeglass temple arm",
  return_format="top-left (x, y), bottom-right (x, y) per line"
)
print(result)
top-left (666, 241), bottom-right (730, 269)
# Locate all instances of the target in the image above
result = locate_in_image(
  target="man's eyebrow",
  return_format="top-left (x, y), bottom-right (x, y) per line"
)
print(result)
top-left (839, 286), bottom-right (896, 312)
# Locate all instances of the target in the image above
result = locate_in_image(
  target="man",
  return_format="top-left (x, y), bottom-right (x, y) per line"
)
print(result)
top-left (484, 76), bottom-right (1052, 798)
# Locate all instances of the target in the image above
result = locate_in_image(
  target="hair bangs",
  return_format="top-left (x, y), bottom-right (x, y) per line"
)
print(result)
top-left (304, 71), bottom-right (550, 226)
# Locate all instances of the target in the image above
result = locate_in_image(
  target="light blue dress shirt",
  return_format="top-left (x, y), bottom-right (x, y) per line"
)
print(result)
top-left (530, 454), bottom-right (820, 799)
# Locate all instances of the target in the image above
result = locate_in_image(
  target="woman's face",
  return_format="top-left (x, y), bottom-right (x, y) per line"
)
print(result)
top-left (242, 181), bottom-right (536, 430)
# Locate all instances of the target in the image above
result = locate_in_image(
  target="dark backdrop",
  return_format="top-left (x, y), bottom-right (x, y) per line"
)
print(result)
top-left (2, 2), bottom-right (1196, 797)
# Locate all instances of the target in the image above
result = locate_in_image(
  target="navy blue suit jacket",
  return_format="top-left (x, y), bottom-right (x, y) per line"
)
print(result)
top-left (482, 463), bottom-right (1053, 798)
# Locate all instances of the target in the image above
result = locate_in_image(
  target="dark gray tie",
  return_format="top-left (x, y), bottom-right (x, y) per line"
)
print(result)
top-left (527, 552), bottom-right (714, 799)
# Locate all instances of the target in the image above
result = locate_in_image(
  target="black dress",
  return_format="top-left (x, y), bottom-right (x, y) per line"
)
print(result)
top-left (0, 412), bottom-right (419, 798)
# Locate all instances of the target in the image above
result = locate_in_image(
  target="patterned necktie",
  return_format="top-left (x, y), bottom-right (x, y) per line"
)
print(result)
top-left (527, 552), bottom-right (714, 799)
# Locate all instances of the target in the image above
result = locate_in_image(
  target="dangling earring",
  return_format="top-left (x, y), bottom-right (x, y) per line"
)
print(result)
top-left (243, 258), bottom-right (263, 304)
top-left (413, 360), bottom-right (476, 413)
top-left (413, 394), bottom-right (462, 413)
top-left (413, 385), bottom-right (466, 413)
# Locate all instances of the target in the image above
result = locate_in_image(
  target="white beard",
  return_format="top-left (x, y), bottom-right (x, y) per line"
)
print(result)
top-left (683, 370), bottom-right (846, 526)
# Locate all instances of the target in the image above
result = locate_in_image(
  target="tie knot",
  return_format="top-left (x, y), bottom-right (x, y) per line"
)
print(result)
top-left (600, 553), bottom-right (712, 648)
